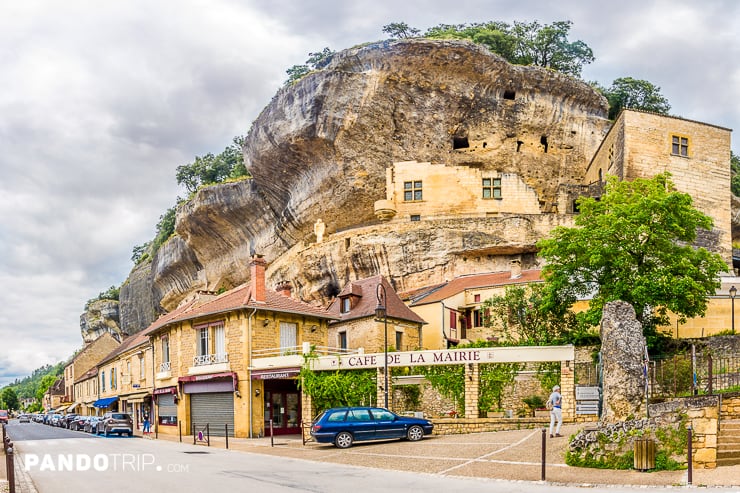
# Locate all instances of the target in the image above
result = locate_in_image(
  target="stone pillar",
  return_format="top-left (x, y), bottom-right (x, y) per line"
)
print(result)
top-left (600, 301), bottom-right (647, 424)
top-left (560, 360), bottom-right (576, 422)
top-left (377, 367), bottom-right (392, 409)
top-left (464, 363), bottom-right (479, 418)
top-left (300, 389), bottom-right (314, 442)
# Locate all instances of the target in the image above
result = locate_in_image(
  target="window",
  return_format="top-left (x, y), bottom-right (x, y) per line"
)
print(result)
top-left (140, 356), bottom-right (146, 379)
top-left (110, 367), bottom-right (116, 390)
top-left (127, 360), bottom-right (131, 379)
top-left (101, 372), bottom-right (105, 392)
top-left (395, 331), bottom-right (403, 351)
top-left (214, 324), bottom-right (225, 359)
top-left (671, 135), bottom-right (689, 157)
top-left (162, 336), bottom-right (170, 364)
top-left (198, 327), bottom-right (210, 356)
top-left (280, 322), bottom-right (298, 354)
top-left (482, 178), bottom-right (502, 199)
top-left (474, 294), bottom-right (481, 302)
top-left (403, 181), bottom-right (423, 201)
top-left (341, 297), bottom-right (351, 314)
top-left (473, 309), bottom-right (484, 327)
top-left (339, 331), bottom-right (347, 350)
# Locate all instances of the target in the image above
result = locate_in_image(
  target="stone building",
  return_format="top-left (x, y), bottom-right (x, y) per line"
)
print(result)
top-left (407, 266), bottom-right (542, 349)
top-left (94, 330), bottom-right (154, 429)
top-left (326, 275), bottom-right (425, 353)
top-left (146, 255), bottom-right (336, 439)
top-left (73, 367), bottom-right (98, 416)
top-left (62, 332), bottom-right (119, 407)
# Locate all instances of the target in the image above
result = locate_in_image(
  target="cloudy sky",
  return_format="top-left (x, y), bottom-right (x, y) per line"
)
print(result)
top-left (1, 0), bottom-right (738, 388)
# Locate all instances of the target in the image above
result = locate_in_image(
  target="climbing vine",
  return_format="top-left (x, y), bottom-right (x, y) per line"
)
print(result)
top-left (298, 354), bottom-right (376, 412)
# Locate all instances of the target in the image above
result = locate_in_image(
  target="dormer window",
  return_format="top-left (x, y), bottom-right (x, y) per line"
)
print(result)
top-left (341, 297), bottom-right (351, 314)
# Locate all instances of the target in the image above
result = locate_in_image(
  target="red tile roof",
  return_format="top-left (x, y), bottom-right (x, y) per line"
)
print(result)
top-left (146, 282), bottom-right (336, 335)
top-left (327, 275), bottom-right (426, 325)
top-left (410, 269), bottom-right (543, 306)
top-left (97, 329), bottom-right (152, 366)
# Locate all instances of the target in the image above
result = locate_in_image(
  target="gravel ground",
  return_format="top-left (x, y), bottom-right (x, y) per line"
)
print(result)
top-left (149, 424), bottom-right (740, 488)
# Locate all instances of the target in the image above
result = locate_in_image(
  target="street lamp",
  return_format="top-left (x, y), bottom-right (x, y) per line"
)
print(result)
top-left (375, 283), bottom-right (389, 409)
top-left (730, 285), bottom-right (737, 335)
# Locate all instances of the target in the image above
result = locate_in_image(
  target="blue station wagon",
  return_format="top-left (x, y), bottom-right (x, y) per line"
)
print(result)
top-left (310, 407), bottom-right (434, 448)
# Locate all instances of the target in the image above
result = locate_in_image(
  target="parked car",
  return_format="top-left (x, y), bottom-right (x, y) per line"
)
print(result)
top-left (97, 412), bottom-right (133, 437)
top-left (61, 414), bottom-right (78, 428)
top-left (85, 416), bottom-right (101, 433)
top-left (18, 414), bottom-right (31, 423)
top-left (310, 406), bottom-right (434, 449)
top-left (0, 410), bottom-right (8, 424)
top-left (70, 415), bottom-right (89, 431)
top-left (49, 414), bottom-right (63, 427)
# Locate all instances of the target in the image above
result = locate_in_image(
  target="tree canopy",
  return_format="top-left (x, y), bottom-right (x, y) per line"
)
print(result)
top-left (596, 77), bottom-right (671, 120)
top-left (537, 173), bottom-right (727, 342)
top-left (284, 47), bottom-right (335, 86)
top-left (176, 136), bottom-right (249, 194)
top-left (731, 151), bottom-right (740, 197)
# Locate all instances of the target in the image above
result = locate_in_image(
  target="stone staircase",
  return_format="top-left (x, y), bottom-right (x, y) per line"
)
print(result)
top-left (717, 419), bottom-right (740, 466)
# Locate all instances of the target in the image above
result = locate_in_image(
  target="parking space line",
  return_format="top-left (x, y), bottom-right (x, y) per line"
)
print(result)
top-left (436, 429), bottom-right (540, 475)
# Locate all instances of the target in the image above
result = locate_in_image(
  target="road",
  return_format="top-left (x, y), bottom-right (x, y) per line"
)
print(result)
top-left (4, 421), bottom-right (739, 492)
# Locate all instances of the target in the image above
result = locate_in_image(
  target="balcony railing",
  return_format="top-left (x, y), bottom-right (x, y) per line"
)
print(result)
top-left (193, 353), bottom-right (229, 367)
top-left (252, 345), bottom-right (359, 359)
top-left (158, 361), bottom-right (171, 372)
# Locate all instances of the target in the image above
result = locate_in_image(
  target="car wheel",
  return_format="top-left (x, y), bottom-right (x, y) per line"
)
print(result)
top-left (406, 425), bottom-right (424, 442)
top-left (334, 431), bottom-right (353, 449)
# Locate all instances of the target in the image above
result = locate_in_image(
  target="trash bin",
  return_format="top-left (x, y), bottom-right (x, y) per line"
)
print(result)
top-left (633, 438), bottom-right (656, 471)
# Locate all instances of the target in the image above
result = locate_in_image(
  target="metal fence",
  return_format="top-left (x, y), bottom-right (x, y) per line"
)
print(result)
top-left (648, 352), bottom-right (740, 400)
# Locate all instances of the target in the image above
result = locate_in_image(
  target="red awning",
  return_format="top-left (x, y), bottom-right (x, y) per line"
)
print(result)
top-left (153, 386), bottom-right (177, 395)
top-left (251, 368), bottom-right (301, 380)
top-left (178, 372), bottom-right (237, 388)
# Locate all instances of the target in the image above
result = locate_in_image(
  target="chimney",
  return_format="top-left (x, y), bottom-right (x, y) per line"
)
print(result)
top-left (250, 255), bottom-right (267, 303)
top-left (276, 281), bottom-right (293, 298)
top-left (510, 258), bottom-right (522, 279)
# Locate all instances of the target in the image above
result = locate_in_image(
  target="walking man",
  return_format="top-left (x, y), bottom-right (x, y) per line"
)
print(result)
top-left (548, 385), bottom-right (563, 438)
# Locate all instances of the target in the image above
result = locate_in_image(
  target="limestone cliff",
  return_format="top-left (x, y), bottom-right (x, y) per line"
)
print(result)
top-left (114, 38), bottom-right (611, 329)
top-left (80, 300), bottom-right (123, 343)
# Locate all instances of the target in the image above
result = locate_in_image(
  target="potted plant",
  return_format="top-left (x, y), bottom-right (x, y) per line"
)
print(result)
top-left (522, 395), bottom-right (546, 417)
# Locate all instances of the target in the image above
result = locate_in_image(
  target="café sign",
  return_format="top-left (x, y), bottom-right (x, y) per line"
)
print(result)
top-left (309, 345), bottom-right (574, 371)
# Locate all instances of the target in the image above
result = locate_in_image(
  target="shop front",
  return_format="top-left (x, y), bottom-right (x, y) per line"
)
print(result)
top-left (252, 368), bottom-right (301, 436)
top-left (153, 386), bottom-right (179, 431)
top-left (121, 391), bottom-right (152, 432)
top-left (179, 372), bottom-right (236, 437)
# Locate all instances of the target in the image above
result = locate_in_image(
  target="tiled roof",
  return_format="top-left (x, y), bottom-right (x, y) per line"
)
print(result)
top-left (74, 366), bottom-right (99, 385)
top-left (327, 275), bottom-right (426, 325)
top-left (146, 282), bottom-right (336, 335)
top-left (410, 269), bottom-right (543, 306)
top-left (97, 329), bottom-right (152, 366)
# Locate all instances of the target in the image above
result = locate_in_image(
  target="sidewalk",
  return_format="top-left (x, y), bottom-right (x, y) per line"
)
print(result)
top-left (142, 425), bottom-right (740, 488)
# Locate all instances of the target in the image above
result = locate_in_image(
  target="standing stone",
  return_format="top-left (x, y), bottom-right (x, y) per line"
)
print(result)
top-left (600, 301), bottom-right (647, 424)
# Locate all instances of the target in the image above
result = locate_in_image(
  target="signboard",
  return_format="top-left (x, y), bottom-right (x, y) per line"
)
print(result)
top-left (575, 386), bottom-right (600, 415)
top-left (251, 368), bottom-right (301, 380)
top-left (309, 345), bottom-right (575, 371)
top-left (576, 386), bottom-right (600, 400)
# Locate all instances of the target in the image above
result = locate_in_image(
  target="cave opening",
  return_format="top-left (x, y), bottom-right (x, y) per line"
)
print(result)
top-left (453, 136), bottom-right (470, 149)
top-left (540, 135), bottom-right (549, 153)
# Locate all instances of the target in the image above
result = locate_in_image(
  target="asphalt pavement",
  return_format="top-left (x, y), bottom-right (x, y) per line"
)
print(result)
top-left (4, 420), bottom-right (740, 491)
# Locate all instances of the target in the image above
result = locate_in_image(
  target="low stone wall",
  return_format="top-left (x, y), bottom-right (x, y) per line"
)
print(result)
top-left (720, 394), bottom-right (740, 419)
top-left (432, 416), bottom-right (551, 435)
top-left (649, 395), bottom-right (719, 469)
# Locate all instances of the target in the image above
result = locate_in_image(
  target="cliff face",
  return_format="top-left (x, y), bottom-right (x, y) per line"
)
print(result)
top-left (111, 38), bottom-right (610, 328)
top-left (80, 300), bottom-right (122, 343)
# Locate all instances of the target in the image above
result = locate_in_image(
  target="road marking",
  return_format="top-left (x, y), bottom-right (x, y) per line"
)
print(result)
top-left (436, 429), bottom-right (540, 475)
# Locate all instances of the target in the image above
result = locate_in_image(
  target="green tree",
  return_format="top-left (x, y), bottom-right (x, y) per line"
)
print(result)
top-left (382, 22), bottom-right (420, 39)
top-left (2, 387), bottom-right (19, 410)
top-left (482, 284), bottom-right (575, 345)
top-left (731, 151), bottom-right (740, 197)
top-left (175, 136), bottom-right (250, 194)
top-left (424, 20), bottom-right (593, 78)
top-left (601, 77), bottom-right (671, 120)
top-left (509, 20), bottom-right (594, 77)
top-left (284, 47), bottom-right (335, 86)
top-left (36, 374), bottom-right (58, 402)
top-left (151, 205), bottom-right (177, 252)
top-left (537, 173), bottom-right (727, 343)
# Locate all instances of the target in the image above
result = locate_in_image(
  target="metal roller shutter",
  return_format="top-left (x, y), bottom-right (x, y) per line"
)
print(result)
top-left (190, 392), bottom-right (234, 437)
top-left (158, 394), bottom-right (178, 418)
